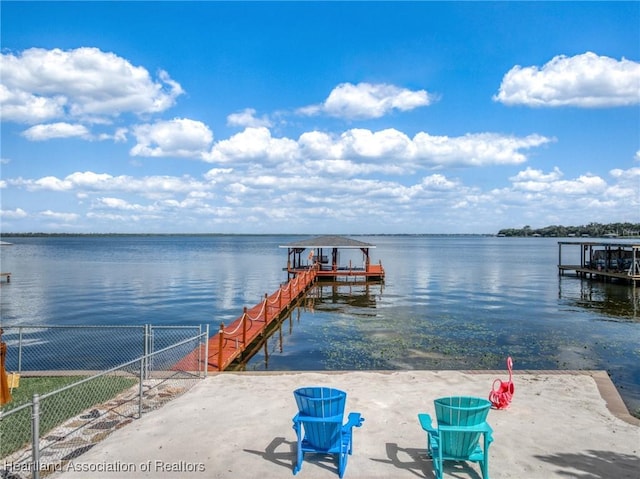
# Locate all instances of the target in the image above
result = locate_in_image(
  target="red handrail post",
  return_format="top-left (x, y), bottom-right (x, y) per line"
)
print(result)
top-left (218, 323), bottom-right (225, 371)
top-left (242, 307), bottom-right (248, 346)
top-left (264, 293), bottom-right (269, 323)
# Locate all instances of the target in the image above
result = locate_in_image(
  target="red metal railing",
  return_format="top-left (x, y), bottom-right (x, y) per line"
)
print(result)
top-left (212, 267), bottom-right (318, 371)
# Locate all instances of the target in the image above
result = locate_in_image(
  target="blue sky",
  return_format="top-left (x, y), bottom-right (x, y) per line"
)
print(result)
top-left (1, 1), bottom-right (639, 234)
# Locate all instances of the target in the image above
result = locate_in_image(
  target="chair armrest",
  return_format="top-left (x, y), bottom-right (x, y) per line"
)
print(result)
top-left (418, 413), bottom-right (437, 434)
top-left (344, 412), bottom-right (364, 429)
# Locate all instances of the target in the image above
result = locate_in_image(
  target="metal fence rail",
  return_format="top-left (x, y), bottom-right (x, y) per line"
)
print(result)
top-left (0, 325), bottom-right (209, 479)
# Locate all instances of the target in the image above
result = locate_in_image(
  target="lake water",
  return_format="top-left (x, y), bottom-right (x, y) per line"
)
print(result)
top-left (1, 235), bottom-right (639, 415)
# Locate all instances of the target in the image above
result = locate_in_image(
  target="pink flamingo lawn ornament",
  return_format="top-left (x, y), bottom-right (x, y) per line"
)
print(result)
top-left (489, 356), bottom-right (514, 409)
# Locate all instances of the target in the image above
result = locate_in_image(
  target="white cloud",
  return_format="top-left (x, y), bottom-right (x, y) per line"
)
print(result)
top-left (205, 127), bottom-right (552, 169)
top-left (93, 197), bottom-right (149, 211)
top-left (32, 176), bottom-right (74, 192)
top-left (510, 167), bottom-right (564, 191)
top-left (610, 166), bottom-right (640, 180)
top-left (40, 210), bottom-right (79, 222)
top-left (203, 167), bottom-right (234, 182)
top-left (97, 128), bottom-right (128, 142)
top-left (548, 174), bottom-right (608, 195)
top-left (21, 122), bottom-right (128, 142)
top-left (412, 132), bottom-right (552, 166)
top-left (6, 164), bottom-right (639, 233)
top-left (340, 128), bottom-right (414, 160)
top-left (0, 208), bottom-right (28, 219)
top-left (205, 127), bottom-right (299, 164)
top-left (227, 108), bottom-right (272, 128)
top-left (130, 118), bottom-right (214, 158)
top-left (0, 47), bottom-right (184, 124)
top-left (635, 150), bottom-right (640, 162)
top-left (0, 84), bottom-right (67, 123)
top-left (421, 174), bottom-right (460, 191)
top-left (11, 171), bottom-right (210, 198)
top-left (21, 122), bottom-right (91, 141)
top-left (494, 52), bottom-right (640, 107)
top-left (510, 166), bottom-right (607, 195)
top-left (299, 82), bottom-right (432, 119)
top-left (607, 167), bottom-right (640, 199)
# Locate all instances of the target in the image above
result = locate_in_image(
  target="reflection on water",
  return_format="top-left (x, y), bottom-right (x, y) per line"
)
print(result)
top-left (559, 277), bottom-right (640, 321)
top-left (1, 235), bottom-right (639, 416)
top-left (306, 281), bottom-right (383, 310)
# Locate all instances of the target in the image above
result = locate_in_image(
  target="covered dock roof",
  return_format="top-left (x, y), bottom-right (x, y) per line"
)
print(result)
top-left (279, 235), bottom-right (376, 249)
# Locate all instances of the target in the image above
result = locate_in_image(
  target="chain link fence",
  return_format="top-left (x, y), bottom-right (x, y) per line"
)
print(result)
top-left (1, 325), bottom-right (204, 374)
top-left (0, 325), bottom-right (209, 479)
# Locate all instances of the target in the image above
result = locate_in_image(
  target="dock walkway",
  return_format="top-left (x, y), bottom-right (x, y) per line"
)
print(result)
top-left (176, 268), bottom-right (317, 372)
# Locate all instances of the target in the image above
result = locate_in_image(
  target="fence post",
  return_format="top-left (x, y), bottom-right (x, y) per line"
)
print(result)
top-left (218, 323), bottom-right (225, 371)
top-left (147, 324), bottom-right (154, 379)
top-left (32, 394), bottom-right (41, 479)
top-left (142, 325), bottom-right (148, 380)
top-left (18, 327), bottom-right (23, 374)
top-left (204, 324), bottom-right (209, 378)
top-left (197, 324), bottom-right (202, 378)
top-left (138, 356), bottom-right (144, 419)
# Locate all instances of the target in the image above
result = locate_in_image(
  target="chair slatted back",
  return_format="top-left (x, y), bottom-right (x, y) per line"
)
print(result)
top-left (294, 387), bottom-right (346, 450)
top-left (434, 396), bottom-right (491, 458)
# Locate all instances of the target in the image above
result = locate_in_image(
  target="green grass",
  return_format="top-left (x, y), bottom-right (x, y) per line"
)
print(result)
top-left (1, 375), bottom-right (137, 458)
top-left (3, 376), bottom-right (86, 410)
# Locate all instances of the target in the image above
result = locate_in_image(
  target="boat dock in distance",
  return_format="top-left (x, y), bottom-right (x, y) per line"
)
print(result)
top-left (558, 241), bottom-right (640, 286)
top-left (280, 235), bottom-right (385, 281)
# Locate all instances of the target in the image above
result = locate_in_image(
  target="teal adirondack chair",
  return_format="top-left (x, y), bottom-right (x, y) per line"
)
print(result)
top-left (418, 396), bottom-right (493, 479)
top-left (292, 387), bottom-right (364, 478)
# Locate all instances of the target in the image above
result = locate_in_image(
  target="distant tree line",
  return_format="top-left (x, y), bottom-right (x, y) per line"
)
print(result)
top-left (497, 222), bottom-right (640, 237)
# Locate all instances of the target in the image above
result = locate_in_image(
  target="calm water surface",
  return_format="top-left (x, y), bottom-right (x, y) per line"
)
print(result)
top-left (1, 235), bottom-right (639, 415)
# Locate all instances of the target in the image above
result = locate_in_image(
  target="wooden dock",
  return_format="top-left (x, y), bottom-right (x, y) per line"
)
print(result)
top-left (175, 268), bottom-right (318, 372)
top-left (558, 241), bottom-right (640, 286)
top-left (175, 235), bottom-right (385, 372)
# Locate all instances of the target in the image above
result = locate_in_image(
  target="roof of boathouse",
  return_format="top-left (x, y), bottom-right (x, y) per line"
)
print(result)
top-left (279, 235), bottom-right (376, 249)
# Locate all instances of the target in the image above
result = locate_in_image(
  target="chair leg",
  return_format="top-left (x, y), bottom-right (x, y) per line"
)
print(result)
top-left (432, 458), bottom-right (442, 479)
top-left (293, 449), bottom-right (303, 475)
top-left (481, 430), bottom-right (491, 479)
top-left (433, 445), bottom-right (443, 479)
top-left (338, 442), bottom-right (349, 478)
top-left (480, 458), bottom-right (490, 479)
top-left (293, 424), bottom-right (303, 475)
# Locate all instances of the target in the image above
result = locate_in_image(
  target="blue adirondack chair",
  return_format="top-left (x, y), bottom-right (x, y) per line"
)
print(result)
top-left (292, 387), bottom-right (364, 478)
top-left (418, 396), bottom-right (493, 479)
